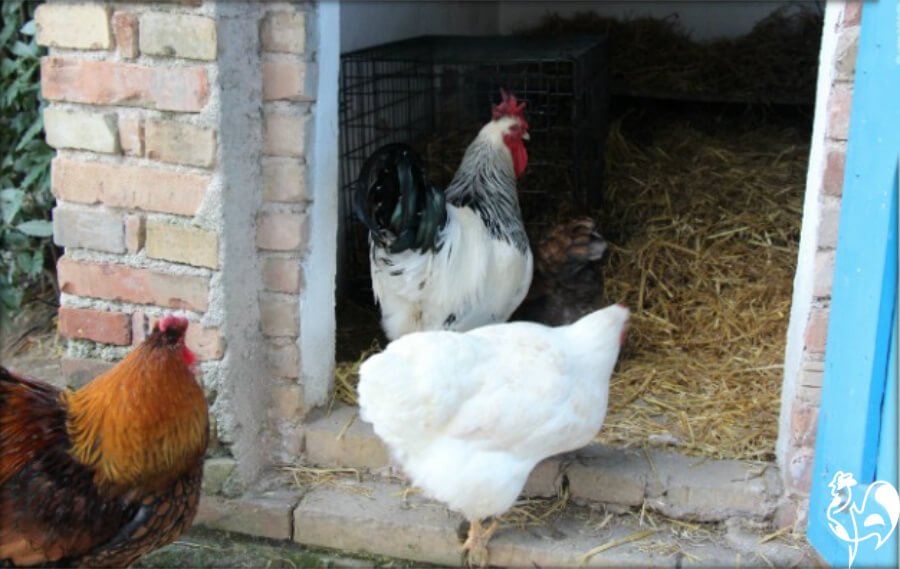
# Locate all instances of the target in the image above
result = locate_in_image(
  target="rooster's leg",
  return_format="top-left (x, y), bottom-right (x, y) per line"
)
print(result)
top-left (461, 518), bottom-right (500, 568)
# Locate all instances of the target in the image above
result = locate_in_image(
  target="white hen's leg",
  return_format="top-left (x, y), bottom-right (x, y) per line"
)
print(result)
top-left (461, 518), bottom-right (500, 568)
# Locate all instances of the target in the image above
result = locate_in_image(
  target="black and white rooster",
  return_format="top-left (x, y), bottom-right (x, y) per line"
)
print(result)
top-left (355, 90), bottom-right (533, 340)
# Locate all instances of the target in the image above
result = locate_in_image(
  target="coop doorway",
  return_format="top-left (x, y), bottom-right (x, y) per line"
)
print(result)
top-left (331, 1), bottom-right (822, 465)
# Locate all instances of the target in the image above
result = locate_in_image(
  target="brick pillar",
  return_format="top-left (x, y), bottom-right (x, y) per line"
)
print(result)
top-left (776, 0), bottom-right (859, 530)
top-left (39, 1), bottom-right (326, 494)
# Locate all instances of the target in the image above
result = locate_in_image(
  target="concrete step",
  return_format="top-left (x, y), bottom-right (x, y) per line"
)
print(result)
top-left (303, 404), bottom-right (783, 522)
top-left (291, 477), bottom-right (812, 568)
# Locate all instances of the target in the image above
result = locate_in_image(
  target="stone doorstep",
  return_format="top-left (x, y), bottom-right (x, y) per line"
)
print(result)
top-left (193, 481), bottom-right (812, 569)
top-left (291, 479), bottom-right (811, 568)
top-left (304, 404), bottom-right (783, 523)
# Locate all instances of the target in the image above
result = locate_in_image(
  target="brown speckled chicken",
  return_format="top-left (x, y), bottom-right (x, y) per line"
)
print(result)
top-left (0, 316), bottom-right (208, 568)
top-left (513, 217), bottom-right (608, 326)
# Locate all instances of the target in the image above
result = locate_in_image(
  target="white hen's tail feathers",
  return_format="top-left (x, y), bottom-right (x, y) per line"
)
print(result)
top-left (565, 304), bottom-right (630, 346)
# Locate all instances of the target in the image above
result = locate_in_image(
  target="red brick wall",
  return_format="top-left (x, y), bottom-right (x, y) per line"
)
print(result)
top-left (39, 1), bottom-right (317, 492)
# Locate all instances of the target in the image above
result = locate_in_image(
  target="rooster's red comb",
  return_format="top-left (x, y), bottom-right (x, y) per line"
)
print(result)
top-left (158, 315), bottom-right (189, 334)
top-left (492, 88), bottom-right (527, 121)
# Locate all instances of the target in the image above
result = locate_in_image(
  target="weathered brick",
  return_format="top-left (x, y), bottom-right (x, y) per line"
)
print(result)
top-left (305, 405), bottom-right (390, 470)
top-left (57, 258), bottom-right (209, 312)
top-left (187, 325), bottom-right (225, 361)
top-left (262, 158), bottom-right (308, 203)
top-left (113, 12), bottom-right (139, 59)
top-left (262, 256), bottom-right (301, 293)
top-left (53, 205), bottom-right (124, 253)
top-left (843, 1), bottom-right (862, 26)
top-left (202, 457), bottom-right (237, 495)
top-left (796, 383), bottom-right (822, 406)
top-left (293, 482), bottom-right (460, 567)
top-left (261, 12), bottom-right (306, 54)
top-left (263, 60), bottom-right (307, 101)
top-left (800, 360), bottom-right (824, 389)
top-left (790, 400), bottom-right (819, 447)
top-left (260, 297), bottom-right (299, 337)
top-left (271, 382), bottom-right (304, 418)
top-left (195, 494), bottom-right (297, 540)
top-left (805, 307), bottom-right (830, 354)
top-left (566, 448), bottom-right (647, 507)
top-left (61, 357), bottom-right (115, 390)
top-left (822, 149), bottom-right (846, 196)
top-left (52, 158), bottom-right (208, 216)
top-left (266, 340), bottom-right (300, 378)
top-left (264, 112), bottom-right (306, 157)
top-left (140, 12), bottom-right (217, 61)
top-left (42, 57), bottom-right (209, 112)
top-left (834, 25), bottom-right (859, 82)
top-left (125, 213), bottom-right (146, 253)
top-left (58, 307), bottom-right (131, 345)
top-left (257, 212), bottom-right (307, 251)
top-left (118, 116), bottom-right (144, 157)
top-left (43, 108), bottom-right (119, 154)
top-left (145, 119), bottom-right (216, 168)
top-left (146, 220), bottom-right (218, 269)
top-left (812, 249), bottom-right (836, 298)
top-left (827, 84), bottom-right (853, 141)
top-left (817, 197), bottom-right (841, 249)
top-left (35, 4), bottom-right (112, 50)
top-left (132, 310), bottom-right (148, 345)
top-left (785, 447), bottom-right (815, 495)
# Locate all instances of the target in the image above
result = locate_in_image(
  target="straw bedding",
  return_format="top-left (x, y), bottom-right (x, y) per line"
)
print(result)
top-left (590, 104), bottom-right (807, 461)
top-left (520, 5), bottom-right (823, 104)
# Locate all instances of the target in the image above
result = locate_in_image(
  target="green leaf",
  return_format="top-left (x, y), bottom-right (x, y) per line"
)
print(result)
top-left (19, 20), bottom-right (36, 37)
top-left (0, 280), bottom-right (24, 313)
top-left (1, 188), bottom-right (24, 224)
top-left (15, 219), bottom-right (53, 237)
top-left (28, 248), bottom-right (44, 277)
top-left (14, 115), bottom-right (43, 151)
top-left (10, 40), bottom-right (36, 59)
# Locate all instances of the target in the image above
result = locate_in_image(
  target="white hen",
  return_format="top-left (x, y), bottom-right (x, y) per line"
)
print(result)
top-left (357, 303), bottom-right (630, 566)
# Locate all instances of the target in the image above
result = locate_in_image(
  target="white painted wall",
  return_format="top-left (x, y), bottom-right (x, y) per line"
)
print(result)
top-left (304, 0), bottom-right (341, 408)
top-left (775, 0), bottom-right (843, 469)
top-left (497, 1), bottom-right (799, 40)
top-left (340, 1), bottom-right (500, 53)
top-left (340, 1), bottom-right (797, 53)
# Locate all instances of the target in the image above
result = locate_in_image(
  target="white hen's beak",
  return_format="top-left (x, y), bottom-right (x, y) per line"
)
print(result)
top-left (522, 132), bottom-right (530, 141)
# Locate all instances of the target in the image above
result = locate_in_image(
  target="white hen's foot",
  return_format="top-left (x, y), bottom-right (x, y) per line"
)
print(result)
top-left (461, 518), bottom-right (499, 568)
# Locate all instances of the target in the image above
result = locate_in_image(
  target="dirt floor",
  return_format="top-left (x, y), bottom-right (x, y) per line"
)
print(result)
top-left (0, 297), bottom-right (64, 386)
top-left (134, 527), bottom-right (419, 568)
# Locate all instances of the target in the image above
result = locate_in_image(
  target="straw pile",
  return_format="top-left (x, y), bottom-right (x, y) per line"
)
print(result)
top-left (590, 105), bottom-right (807, 461)
top-left (520, 5), bottom-right (823, 104)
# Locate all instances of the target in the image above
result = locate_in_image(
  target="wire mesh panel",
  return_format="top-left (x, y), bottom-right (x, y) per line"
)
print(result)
top-left (338, 35), bottom-right (608, 302)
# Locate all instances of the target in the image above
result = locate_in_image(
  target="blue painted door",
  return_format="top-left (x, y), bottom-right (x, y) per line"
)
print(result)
top-left (806, 0), bottom-right (900, 566)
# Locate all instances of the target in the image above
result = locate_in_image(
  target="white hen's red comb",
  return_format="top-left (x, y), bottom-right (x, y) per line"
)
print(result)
top-left (492, 88), bottom-right (527, 121)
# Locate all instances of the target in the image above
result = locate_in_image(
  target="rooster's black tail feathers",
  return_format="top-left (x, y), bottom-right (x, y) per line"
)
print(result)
top-left (354, 143), bottom-right (447, 254)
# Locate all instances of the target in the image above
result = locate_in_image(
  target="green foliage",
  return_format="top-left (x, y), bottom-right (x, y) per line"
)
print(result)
top-left (1, 1), bottom-right (57, 320)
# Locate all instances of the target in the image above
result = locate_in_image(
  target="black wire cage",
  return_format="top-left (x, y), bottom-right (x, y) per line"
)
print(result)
top-left (338, 35), bottom-right (609, 302)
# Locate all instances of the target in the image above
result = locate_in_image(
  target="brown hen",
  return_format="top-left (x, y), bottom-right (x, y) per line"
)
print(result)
top-left (513, 217), bottom-right (609, 326)
top-left (0, 315), bottom-right (208, 568)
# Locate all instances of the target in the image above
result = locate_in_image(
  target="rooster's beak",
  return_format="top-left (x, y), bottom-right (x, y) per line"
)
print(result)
top-left (522, 132), bottom-right (530, 141)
